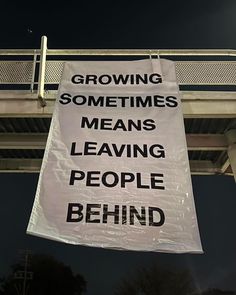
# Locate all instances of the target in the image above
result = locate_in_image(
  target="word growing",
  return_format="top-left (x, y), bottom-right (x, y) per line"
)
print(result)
top-left (71, 73), bottom-right (162, 85)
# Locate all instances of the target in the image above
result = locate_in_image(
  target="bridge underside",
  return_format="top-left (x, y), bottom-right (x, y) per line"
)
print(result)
top-left (0, 44), bottom-right (236, 177)
top-left (0, 90), bottom-right (235, 176)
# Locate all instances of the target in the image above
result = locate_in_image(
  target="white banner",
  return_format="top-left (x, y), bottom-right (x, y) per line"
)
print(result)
top-left (27, 59), bottom-right (203, 253)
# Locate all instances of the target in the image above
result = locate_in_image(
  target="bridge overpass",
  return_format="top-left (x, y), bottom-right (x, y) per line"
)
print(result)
top-left (0, 36), bottom-right (236, 179)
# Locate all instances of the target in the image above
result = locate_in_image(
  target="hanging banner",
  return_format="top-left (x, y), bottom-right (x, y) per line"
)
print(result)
top-left (27, 59), bottom-right (203, 253)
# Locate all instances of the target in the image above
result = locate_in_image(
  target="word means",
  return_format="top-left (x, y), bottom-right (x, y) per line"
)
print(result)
top-left (81, 117), bottom-right (156, 131)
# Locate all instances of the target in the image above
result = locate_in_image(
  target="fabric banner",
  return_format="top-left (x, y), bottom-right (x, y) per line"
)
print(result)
top-left (27, 59), bottom-right (203, 253)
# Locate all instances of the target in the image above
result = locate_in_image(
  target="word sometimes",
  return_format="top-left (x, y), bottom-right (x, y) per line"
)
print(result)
top-left (59, 93), bottom-right (178, 108)
top-left (69, 170), bottom-right (165, 190)
top-left (66, 203), bottom-right (165, 226)
top-left (70, 141), bottom-right (165, 158)
top-left (71, 73), bottom-right (162, 85)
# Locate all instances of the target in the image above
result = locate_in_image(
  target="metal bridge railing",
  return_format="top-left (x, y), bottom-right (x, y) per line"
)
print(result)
top-left (1, 36), bottom-right (236, 106)
top-left (1, 36), bottom-right (236, 177)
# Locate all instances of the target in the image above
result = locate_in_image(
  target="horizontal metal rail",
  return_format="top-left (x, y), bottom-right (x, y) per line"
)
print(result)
top-left (2, 61), bottom-right (236, 85)
top-left (0, 158), bottom-right (232, 175)
top-left (0, 133), bottom-right (228, 151)
top-left (0, 36), bottom-right (236, 106)
top-left (1, 48), bottom-right (236, 56)
top-left (1, 90), bottom-right (236, 118)
top-left (0, 49), bottom-right (41, 56)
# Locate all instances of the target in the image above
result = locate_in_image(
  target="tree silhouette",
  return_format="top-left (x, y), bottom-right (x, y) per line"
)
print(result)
top-left (202, 289), bottom-right (236, 295)
top-left (0, 254), bottom-right (86, 295)
top-left (115, 264), bottom-right (196, 295)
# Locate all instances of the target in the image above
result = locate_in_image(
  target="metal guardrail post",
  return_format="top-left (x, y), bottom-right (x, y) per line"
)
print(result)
top-left (38, 36), bottom-right (47, 107)
top-left (30, 50), bottom-right (37, 92)
top-left (225, 129), bottom-right (236, 181)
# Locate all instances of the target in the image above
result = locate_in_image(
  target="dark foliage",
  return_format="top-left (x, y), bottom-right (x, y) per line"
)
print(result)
top-left (115, 264), bottom-right (196, 295)
top-left (202, 289), bottom-right (236, 295)
top-left (0, 254), bottom-right (86, 295)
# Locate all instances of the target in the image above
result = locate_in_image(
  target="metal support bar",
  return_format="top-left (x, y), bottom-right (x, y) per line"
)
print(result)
top-left (189, 160), bottom-right (221, 175)
top-left (0, 158), bottom-right (230, 174)
top-left (35, 48), bottom-right (236, 57)
top-left (30, 51), bottom-right (37, 92)
top-left (2, 48), bottom-right (236, 57)
top-left (221, 158), bottom-right (231, 174)
top-left (225, 129), bottom-right (236, 181)
top-left (38, 36), bottom-right (47, 107)
top-left (0, 158), bottom-right (42, 173)
top-left (1, 90), bottom-right (236, 118)
top-left (0, 133), bottom-right (47, 149)
top-left (0, 133), bottom-right (228, 150)
top-left (186, 134), bottom-right (228, 151)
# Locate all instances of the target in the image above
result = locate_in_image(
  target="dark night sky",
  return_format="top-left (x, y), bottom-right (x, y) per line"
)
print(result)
top-left (1, 0), bottom-right (236, 49)
top-left (1, 1), bottom-right (236, 294)
top-left (1, 174), bottom-right (236, 294)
